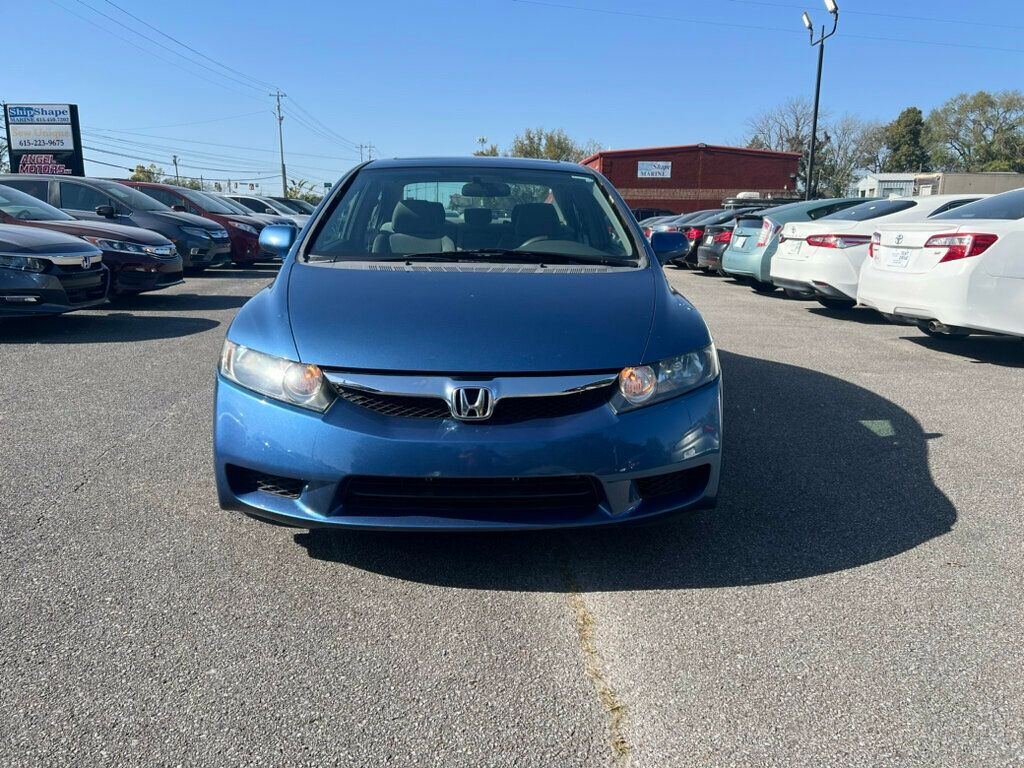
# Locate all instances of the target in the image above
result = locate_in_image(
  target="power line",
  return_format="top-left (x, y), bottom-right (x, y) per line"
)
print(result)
top-left (69, 0), bottom-right (267, 95)
top-left (44, 0), bottom-right (267, 101)
top-left (510, 0), bottom-right (1024, 56)
top-left (83, 145), bottom-right (274, 174)
top-left (99, 0), bottom-right (279, 90)
top-left (726, 0), bottom-right (1024, 32)
top-left (83, 128), bottom-right (359, 161)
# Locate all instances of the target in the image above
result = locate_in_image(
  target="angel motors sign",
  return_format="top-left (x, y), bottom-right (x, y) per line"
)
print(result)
top-left (4, 103), bottom-right (85, 175)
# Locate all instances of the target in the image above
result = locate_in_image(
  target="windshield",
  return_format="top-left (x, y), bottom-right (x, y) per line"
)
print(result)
top-left (821, 199), bottom-right (916, 221)
top-left (214, 195), bottom-right (254, 215)
top-left (182, 189), bottom-right (237, 215)
top-left (933, 189), bottom-right (1024, 220)
top-left (97, 181), bottom-right (171, 211)
top-left (305, 166), bottom-right (640, 266)
top-left (272, 197), bottom-right (308, 214)
top-left (0, 184), bottom-right (75, 221)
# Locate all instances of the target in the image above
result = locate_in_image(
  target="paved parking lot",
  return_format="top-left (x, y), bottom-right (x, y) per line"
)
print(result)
top-left (2, 266), bottom-right (1021, 767)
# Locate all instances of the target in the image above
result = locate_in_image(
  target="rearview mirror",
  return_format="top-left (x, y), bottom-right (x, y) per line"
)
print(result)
top-left (95, 204), bottom-right (116, 218)
top-left (171, 204), bottom-right (188, 213)
top-left (265, 208), bottom-right (276, 215)
top-left (258, 224), bottom-right (297, 257)
top-left (649, 231), bottom-right (688, 264)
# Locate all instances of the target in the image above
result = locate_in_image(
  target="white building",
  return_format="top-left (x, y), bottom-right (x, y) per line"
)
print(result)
top-left (853, 173), bottom-right (916, 198)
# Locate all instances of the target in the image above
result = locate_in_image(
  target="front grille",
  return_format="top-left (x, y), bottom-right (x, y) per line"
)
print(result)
top-left (333, 384), bottom-right (613, 423)
top-left (635, 464), bottom-right (711, 500)
top-left (341, 475), bottom-right (600, 514)
top-left (56, 268), bottom-right (106, 304)
top-left (226, 465), bottom-right (305, 499)
top-left (336, 387), bottom-right (450, 419)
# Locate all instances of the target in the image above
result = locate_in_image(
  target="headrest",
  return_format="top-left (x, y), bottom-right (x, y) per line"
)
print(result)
top-left (463, 207), bottom-right (492, 227)
top-left (392, 199), bottom-right (446, 236)
top-left (513, 203), bottom-right (559, 238)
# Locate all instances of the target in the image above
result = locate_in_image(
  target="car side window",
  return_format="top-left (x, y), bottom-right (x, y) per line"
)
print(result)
top-left (143, 188), bottom-right (180, 208)
top-left (3, 179), bottom-right (49, 201)
top-left (60, 182), bottom-right (110, 211)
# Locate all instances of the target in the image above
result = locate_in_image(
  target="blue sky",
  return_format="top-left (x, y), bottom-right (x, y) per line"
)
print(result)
top-left (6, 0), bottom-right (1023, 190)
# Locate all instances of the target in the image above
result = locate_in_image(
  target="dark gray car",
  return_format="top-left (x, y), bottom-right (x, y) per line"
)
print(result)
top-left (0, 175), bottom-right (231, 271)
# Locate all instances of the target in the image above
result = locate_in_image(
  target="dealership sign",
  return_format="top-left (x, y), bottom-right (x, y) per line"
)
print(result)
top-left (637, 161), bottom-right (672, 179)
top-left (4, 103), bottom-right (84, 176)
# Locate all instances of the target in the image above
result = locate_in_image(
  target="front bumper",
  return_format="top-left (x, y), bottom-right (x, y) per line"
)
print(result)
top-left (214, 377), bottom-right (722, 531)
top-left (0, 263), bottom-right (109, 317)
top-left (173, 236), bottom-right (231, 269)
top-left (107, 255), bottom-right (185, 295)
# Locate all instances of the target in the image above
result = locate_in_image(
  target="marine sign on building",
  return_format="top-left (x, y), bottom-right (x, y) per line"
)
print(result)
top-left (3, 103), bottom-right (85, 176)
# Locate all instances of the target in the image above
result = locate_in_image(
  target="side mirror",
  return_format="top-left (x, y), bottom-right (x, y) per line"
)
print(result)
top-left (95, 204), bottom-right (116, 218)
top-left (258, 224), bottom-right (297, 257)
top-left (171, 204), bottom-right (188, 213)
top-left (649, 231), bottom-right (688, 264)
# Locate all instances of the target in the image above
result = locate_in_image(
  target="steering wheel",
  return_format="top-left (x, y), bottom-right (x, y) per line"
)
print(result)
top-left (519, 235), bottom-right (552, 248)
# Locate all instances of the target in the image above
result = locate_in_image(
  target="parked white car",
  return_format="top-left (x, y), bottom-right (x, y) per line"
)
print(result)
top-left (771, 194), bottom-right (984, 308)
top-left (223, 194), bottom-right (309, 227)
top-left (857, 189), bottom-right (1024, 339)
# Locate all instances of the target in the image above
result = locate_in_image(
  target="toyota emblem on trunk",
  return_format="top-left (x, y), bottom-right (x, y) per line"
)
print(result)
top-left (450, 387), bottom-right (495, 420)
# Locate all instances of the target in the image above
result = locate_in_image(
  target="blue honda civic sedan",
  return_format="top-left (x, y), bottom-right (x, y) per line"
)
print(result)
top-left (214, 156), bottom-right (722, 530)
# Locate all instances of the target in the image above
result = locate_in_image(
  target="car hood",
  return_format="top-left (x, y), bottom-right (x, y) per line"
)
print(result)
top-left (286, 263), bottom-right (657, 372)
top-left (0, 223), bottom-right (98, 255)
top-left (148, 210), bottom-right (222, 230)
top-left (27, 219), bottom-right (172, 244)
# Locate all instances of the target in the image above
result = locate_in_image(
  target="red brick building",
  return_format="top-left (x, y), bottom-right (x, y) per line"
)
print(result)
top-left (581, 144), bottom-right (801, 214)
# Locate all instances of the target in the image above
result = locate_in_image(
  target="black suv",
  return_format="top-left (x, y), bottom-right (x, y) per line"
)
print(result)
top-left (0, 175), bottom-right (231, 271)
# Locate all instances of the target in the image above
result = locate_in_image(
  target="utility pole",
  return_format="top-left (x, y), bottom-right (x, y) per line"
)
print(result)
top-left (172, 154), bottom-right (180, 184)
top-left (358, 143), bottom-right (376, 162)
top-left (271, 89), bottom-right (288, 196)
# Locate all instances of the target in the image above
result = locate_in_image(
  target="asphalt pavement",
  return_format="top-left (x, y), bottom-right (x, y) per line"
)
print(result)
top-left (1, 265), bottom-right (1021, 767)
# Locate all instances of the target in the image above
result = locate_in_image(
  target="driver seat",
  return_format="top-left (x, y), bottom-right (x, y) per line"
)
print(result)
top-left (511, 203), bottom-right (560, 246)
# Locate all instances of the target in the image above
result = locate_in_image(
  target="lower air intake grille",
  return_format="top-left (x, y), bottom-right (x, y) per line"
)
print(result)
top-left (335, 387), bottom-right (450, 419)
top-left (226, 465), bottom-right (305, 500)
top-left (635, 464), bottom-right (711, 500)
top-left (341, 475), bottom-right (600, 514)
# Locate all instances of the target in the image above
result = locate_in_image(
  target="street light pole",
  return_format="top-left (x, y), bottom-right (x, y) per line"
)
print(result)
top-left (802, 0), bottom-right (839, 201)
top-left (271, 89), bottom-right (287, 197)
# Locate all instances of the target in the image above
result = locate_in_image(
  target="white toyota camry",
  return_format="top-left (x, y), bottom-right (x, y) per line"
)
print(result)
top-left (857, 189), bottom-right (1024, 339)
top-left (771, 194), bottom-right (984, 309)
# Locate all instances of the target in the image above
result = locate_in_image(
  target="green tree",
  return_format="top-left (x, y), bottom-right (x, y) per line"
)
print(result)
top-left (474, 143), bottom-right (500, 157)
top-left (287, 178), bottom-right (323, 204)
top-left (163, 176), bottom-right (201, 190)
top-left (506, 128), bottom-right (601, 162)
top-left (883, 107), bottom-right (930, 172)
top-left (130, 163), bottom-right (164, 182)
top-left (925, 90), bottom-right (1024, 172)
top-left (0, 138), bottom-right (9, 173)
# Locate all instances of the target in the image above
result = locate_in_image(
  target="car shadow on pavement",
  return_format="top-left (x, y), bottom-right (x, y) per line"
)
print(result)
top-left (806, 307), bottom-right (893, 325)
top-left (295, 351), bottom-right (957, 591)
top-left (0, 312), bottom-right (218, 344)
top-left (201, 266), bottom-right (280, 279)
top-left (113, 293), bottom-right (251, 312)
top-left (903, 335), bottom-right (1024, 368)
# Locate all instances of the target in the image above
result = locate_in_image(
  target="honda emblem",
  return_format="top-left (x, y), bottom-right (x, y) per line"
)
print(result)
top-left (450, 387), bottom-right (495, 420)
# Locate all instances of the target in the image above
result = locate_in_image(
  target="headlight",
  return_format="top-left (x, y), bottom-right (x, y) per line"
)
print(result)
top-left (81, 236), bottom-right (176, 257)
top-left (0, 253), bottom-right (48, 272)
top-left (228, 221), bottom-right (259, 235)
top-left (613, 344), bottom-right (719, 412)
top-left (180, 226), bottom-right (211, 239)
top-left (219, 341), bottom-right (334, 412)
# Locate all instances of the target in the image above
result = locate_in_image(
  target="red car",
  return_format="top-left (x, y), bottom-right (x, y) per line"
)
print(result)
top-left (123, 182), bottom-right (276, 266)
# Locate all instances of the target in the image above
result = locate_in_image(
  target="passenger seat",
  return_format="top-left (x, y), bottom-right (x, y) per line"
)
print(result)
top-left (372, 199), bottom-right (454, 255)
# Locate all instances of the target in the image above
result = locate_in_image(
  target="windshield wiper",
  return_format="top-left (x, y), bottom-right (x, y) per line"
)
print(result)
top-left (461, 249), bottom-right (638, 267)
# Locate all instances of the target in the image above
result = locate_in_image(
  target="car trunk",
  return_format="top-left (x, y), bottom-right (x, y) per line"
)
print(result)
top-left (873, 222), bottom-right (966, 274)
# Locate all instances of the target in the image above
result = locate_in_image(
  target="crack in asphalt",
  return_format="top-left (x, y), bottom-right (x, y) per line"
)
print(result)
top-left (563, 568), bottom-right (632, 766)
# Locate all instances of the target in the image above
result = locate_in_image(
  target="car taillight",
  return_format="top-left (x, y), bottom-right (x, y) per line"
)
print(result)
top-left (868, 231), bottom-right (881, 258)
top-left (713, 230), bottom-right (733, 244)
top-left (756, 218), bottom-right (777, 247)
top-left (643, 228), bottom-right (653, 239)
top-left (924, 233), bottom-right (998, 263)
top-left (686, 228), bottom-right (704, 240)
top-left (806, 234), bottom-right (872, 249)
